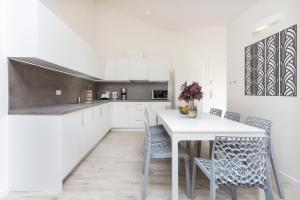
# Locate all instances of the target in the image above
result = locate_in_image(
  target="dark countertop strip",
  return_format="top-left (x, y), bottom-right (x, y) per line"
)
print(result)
top-left (8, 100), bottom-right (171, 116)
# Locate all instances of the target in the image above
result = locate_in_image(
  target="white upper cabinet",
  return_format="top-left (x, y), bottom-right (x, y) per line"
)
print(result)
top-left (129, 58), bottom-right (149, 81)
top-left (105, 58), bottom-right (129, 81)
top-left (148, 59), bottom-right (170, 81)
top-left (117, 58), bottom-right (130, 81)
top-left (104, 48), bottom-right (170, 81)
top-left (105, 59), bottom-right (118, 80)
top-left (6, 0), bottom-right (104, 80)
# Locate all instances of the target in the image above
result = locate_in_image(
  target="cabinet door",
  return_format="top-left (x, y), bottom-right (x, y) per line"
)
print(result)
top-left (117, 58), bottom-right (129, 81)
top-left (107, 103), bottom-right (113, 129)
top-left (62, 112), bottom-right (82, 177)
top-left (129, 58), bottom-right (148, 80)
top-left (148, 59), bottom-right (170, 81)
top-left (95, 105), bottom-right (104, 141)
top-left (128, 102), bottom-right (149, 128)
top-left (105, 59), bottom-right (117, 80)
top-left (112, 102), bottom-right (129, 128)
top-left (103, 103), bottom-right (113, 131)
top-left (81, 109), bottom-right (93, 155)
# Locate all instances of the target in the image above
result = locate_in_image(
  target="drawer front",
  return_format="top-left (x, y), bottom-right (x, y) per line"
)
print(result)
top-left (129, 119), bottom-right (144, 128)
top-left (128, 103), bottom-right (149, 118)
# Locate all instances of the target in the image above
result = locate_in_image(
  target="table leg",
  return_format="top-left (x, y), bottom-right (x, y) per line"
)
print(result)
top-left (172, 138), bottom-right (179, 200)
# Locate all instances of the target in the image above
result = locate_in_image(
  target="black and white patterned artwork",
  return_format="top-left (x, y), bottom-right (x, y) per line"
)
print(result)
top-left (253, 40), bottom-right (266, 96)
top-left (280, 25), bottom-right (297, 96)
top-left (244, 40), bottom-right (265, 96)
top-left (245, 24), bottom-right (297, 97)
top-left (266, 33), bottom-right (280, 96)
top-left (245, 45), bottom-right (252, 95)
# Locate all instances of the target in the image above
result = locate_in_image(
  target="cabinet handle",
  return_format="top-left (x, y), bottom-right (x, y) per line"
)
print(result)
top-left (136, 119), bottom-right (143, 122)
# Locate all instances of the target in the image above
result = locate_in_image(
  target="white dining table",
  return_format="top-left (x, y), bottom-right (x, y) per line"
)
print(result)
top-left (157, 109), bottom-right (266, 200)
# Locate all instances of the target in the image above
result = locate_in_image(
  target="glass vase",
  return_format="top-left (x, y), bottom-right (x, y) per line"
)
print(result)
top-left (188, 100), bottom-right (197, 118)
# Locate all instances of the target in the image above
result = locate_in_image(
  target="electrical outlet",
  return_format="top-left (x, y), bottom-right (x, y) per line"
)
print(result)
top-left (56, 90), bottom-right (62, 96)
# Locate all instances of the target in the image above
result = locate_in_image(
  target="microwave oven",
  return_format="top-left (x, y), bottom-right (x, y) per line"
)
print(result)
top-left (152, 90), bottom-right (168, 100)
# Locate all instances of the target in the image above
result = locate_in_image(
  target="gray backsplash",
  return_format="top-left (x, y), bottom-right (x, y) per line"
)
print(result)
top-left (9, 60), bottom-right (96, 110)
top-left (8, 60), bottom-right (168, 110)
top-left (96, 82), bottom-right (168, 100)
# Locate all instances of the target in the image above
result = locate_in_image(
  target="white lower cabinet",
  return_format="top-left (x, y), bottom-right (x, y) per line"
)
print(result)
top-left (62, 112), bottom-right (83, 178)
top-left (113, 102), bottom-right (170, 128)
top-left (8, 101), bottom-right (168, 192)
top-left (62, 103), bottom-right (112, 178)
top-left (112, 102), bottom-right (129, 128)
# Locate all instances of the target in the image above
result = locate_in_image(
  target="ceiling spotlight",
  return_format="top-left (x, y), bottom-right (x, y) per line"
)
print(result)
top-left (146, 10), bottom-right (150, 14)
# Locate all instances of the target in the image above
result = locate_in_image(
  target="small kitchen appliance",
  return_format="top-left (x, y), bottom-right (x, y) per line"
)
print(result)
top-left (112, 92), bottom-right (120, 100)
top-left (120, 88), bottom-right (127, 100)
top-left (100, 91), bottom-right (110, 100)
top-left (152, 90), bottom-right (168, 100)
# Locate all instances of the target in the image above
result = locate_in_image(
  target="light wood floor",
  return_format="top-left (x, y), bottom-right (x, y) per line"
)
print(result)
top-left (3, 131), bottom-right (300, 200)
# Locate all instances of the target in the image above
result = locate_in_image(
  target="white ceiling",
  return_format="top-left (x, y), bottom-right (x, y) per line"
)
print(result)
top-left (101, 0), bottom-right (261, 30)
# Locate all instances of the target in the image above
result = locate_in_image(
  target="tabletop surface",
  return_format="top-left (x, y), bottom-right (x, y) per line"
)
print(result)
top-left (157, 109), bottom-right (265, 134)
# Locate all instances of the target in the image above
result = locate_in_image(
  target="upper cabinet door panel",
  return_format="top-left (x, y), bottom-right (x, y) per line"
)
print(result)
top-left (38, 3), bottom-right (104, 79)
top-left (148, 59), bottom-right (170, 81)
top-left (6, 0), bottom-right (105, 80)
top-left (129, 58), bottom-right (149, 80)
top-left (117, 58), bottom-right (129, 81)
top-left (105, 59), bottom-right (118, 80)
top-left (105, 58), bottom-right (129, 81)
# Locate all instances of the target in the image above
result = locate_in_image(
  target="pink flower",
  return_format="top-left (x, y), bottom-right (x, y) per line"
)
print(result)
top-left (178, 81), bottom-right (204, 103)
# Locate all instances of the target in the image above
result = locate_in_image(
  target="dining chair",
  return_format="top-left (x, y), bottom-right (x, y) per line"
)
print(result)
top-left (245, 116), bottom-right (285, 199)
top-left (224, 111), bottom-right (240, 122)
top-left (142, 120), bottom-right (191, 200)
top-left (197, 108), bottom-right (223, 158)
top-left (209, 111), bottom-right (242, 157)
top-left (210, 108), bottom-right (223, 117)
top-left (191, 136), bottom-right (274, 200)
top-left (144, 108), bottom-right (170, 143)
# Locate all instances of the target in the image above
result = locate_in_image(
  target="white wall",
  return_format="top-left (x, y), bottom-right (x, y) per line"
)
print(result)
top-left (0, 0), bottom-right (9, 197)
top-left (40, 0), bottom-right (97, 48)
top-left (95, 2), bottom-right (227, 70)
top-left (227, 0), bottom-right (300, 185)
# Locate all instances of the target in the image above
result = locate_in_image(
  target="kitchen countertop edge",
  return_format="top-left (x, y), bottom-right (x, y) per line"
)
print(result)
top-left (8, 100), bottom-right (171, 116)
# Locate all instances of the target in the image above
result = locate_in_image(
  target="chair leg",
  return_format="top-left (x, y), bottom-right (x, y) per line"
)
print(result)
top-left (231, 188), bottom-right (237, 200)
top-left (269, 142), bottom-right (285, 199)
top-left (265, 163), bottom-right (274, 200)
top-left (196, 141), bottom-right (202, 157)
top-left (264, 188), bottom-right (274, 200)
top-left (142, 155), bottom-right (145, 174)
top-left (142, 156), bottom-right (151, 200)
top-left (186, 141), bottom-right (191, 155)
top-left (184, 157), bottom-right (191, 199)
top-left (191, 160), bottom-right (197, 199)
top-left (210, 180), bottom-right (216, 200)
top-left (209, 141), bottom-right (214, 158)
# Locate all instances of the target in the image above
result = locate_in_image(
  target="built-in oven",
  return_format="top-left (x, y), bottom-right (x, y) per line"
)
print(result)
top-left (152, 90), bottom-right (168, 100)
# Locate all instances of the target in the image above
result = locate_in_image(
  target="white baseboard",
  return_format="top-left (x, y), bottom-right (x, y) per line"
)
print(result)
top-left (111, 128), bottom-right (143, 132)
top-left (0, 186), bottom-right (9, 198)
top-left (280, 171), bottom-right (300, 189)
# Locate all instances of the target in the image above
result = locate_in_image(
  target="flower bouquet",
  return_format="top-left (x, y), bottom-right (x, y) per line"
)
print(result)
top-left (178, 81), bottom-right (203, 118)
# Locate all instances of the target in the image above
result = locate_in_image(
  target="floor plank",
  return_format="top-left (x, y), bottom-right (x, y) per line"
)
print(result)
top-left (3, 131), bottom-right (300, 200)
